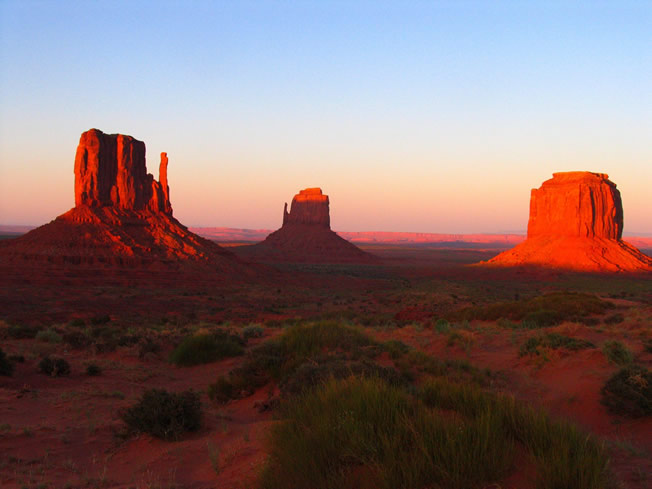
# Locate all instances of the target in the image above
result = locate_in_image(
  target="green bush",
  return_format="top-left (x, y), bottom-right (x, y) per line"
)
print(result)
top-left (601, 365), bottom-right (651, 417)
top-left (261, 376), bottom-right (608, 489)
top-left (86, 363), bottom-right (102, 376)
top-left (63, 330), bottom-right (91, 349)
top-left (38, 357), bottom-right (71, 377)
top-left (381, 339), bottom-right (411, 359)
top-left (207, 376), bottom-right (234, 403)
top-left (243, 324), bottom-right (264, 340)
top-left (170, 331), bottom-right (244, 366)
top-left (35, 328), bottom-right (62, 343)
top-left (519, 333), bottom-right (594, 357)
top-left (454, 292), bottom-right (612, 326)
top-left (121, 388), bottom-right (202, 441)
top-left (209, 321), bottom-right (377, 404)
top-left (8, 324), bottom-right (40, 339)
top-left (0, 348), bottom-right (14, 376)
top-left (603, 313), bottom-right (625, 325)
top-left (434, 318), bottom-right (451, 333)
top-left (602, 340), bottom-right (633, 366)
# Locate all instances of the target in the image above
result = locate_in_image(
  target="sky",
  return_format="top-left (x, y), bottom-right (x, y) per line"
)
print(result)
top-left (0, 0), bottom-right (650, 234)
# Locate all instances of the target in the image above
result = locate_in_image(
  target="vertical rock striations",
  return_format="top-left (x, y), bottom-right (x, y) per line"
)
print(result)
top-left (527, 172), bottom-right (622, 239)
top-left (283, 188), bottom-right (330, 228)
top-left (484, 172), bottom-right (652, 272)
top-left (74, 129), bottom-right (171, 214)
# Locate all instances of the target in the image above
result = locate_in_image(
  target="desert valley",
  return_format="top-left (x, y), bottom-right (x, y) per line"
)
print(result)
top-left (1, 2), bottom-right (651, 489)
top-left (0, 128), bottom-right (651, 489)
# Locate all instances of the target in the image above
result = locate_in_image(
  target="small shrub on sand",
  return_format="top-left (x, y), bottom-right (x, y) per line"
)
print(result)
top-left (38, 357), bottom-right (70, 377)
top-left (0, 348), bottom-right (14, 376)
top-left (601, 365), bottom-right (651, 417)
top-left (35, 328), bottom-right (62, 343)
top-left (381, 339), bottom-right (411, 359)
top-left (243, 324), bottom-right (264, 340)
top-left (8, 324), bottom-right (40, 339)
top-left (86, 363), bottom-right (102, 376)
top-left (603, 313), bottom-right (625, 325)
top-left (602, 340), bottom-right (633, 366)
top-left (121, 389), bottom-right (202, 441)
top-left (519, 333), bottom-right (594, 357)
top-left (170, 331), bottom-right (244, 366)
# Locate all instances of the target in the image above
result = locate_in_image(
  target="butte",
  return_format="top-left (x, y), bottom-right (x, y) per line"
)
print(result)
top-left (0, 128), bottom-right (260, 280)
top-left (483, 171), bottom-right (652, 272)
top-left (239, 188), bottom-right (377, 264)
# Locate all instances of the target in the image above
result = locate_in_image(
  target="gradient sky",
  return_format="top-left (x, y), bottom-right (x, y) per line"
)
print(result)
top-left (1, 1), bottom-right (650, 234)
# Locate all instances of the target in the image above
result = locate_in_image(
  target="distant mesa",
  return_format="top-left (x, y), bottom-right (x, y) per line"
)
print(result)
top-left (0, 128), bottom-right (258, 277)
top-left (238, 188), bottom-right (377, 264)
top-left (483, 172), bottom-right (652, 272)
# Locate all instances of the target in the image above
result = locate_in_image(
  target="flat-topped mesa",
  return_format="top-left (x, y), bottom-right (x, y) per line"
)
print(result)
top-left (74, 129), bottom-right (172, 214)
top-left (528, 171), bottom-right (623, 239)
top-left (282, 188), bottom-right (330, 228)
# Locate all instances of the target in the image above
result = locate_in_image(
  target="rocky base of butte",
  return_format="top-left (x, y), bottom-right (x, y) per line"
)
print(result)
top-left (241, 188), bottom-right (377, 264)
top-left (485, 172), bottom-right (652, 272)
top-left (0, 129), bottom-right (259, 279)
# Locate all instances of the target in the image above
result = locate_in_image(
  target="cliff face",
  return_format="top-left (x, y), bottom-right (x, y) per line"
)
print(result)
top-left (241, 187), bottom-right (376, 264)
top-left (282, 188), bottom-right (330, 228)
top-left (527, 172), bottom-right (623, 239)
top-left (484, 172), bottom-right (652, 272)
top-left (74, 129), bottom-right (171, 214)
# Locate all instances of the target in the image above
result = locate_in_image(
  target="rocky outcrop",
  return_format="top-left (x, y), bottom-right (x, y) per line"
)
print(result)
top-left (282, 188), bottom-right (330, 227)
top-left (1, 129), bottom-right (262, 279)
top-left (74, 129), bottom-right (171, 214)
top-left (528, 172), bottom-right (623, 239)
top-left (484, 172), bottom-right (652, 272)
top-left (238, 188), bottom-right (377, 264)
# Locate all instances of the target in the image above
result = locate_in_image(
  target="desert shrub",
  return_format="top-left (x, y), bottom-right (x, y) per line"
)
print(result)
top-left (571, 316), bottom-right (600, 326)
top-left (209, 322), bottom-right (376, 404)
top-left (602, 340), bottom-right (633, 366)
top-left (0, 348), bottom-right (14, 376)
top-left (38, 357), bottom-right (70, 377)
top-left (420, 379), bottom-right (609, 489)
top-left (67, 318), bottom-right (86, 328)
top-left (381, 339), bottom-right (411, 359)
top-left (261, 376), bottom-right (609, 489)
top-left (519, 333), bottom-right (594, 357)
top-left (8, 354), bottom-right (24, 363)
top-left (434, 318), bottom-right (451, 333)
top-left (261, 376), bottom-right (513, 489)
top-left (522, 310), bottom-right (562, 328)
top-left (63, 330), bottom-right (91, 349)
top-left (138, 338), bottom-right (161, 359)
top-left (8, 324), bottom-right (40, 339)
top-left (243, 324), bottom-right (264, 340)
top-left (35, 328), bottom-right (62, 343)
top-left (170, 331), bottom-right (244, 366)
top-left (208, 376), bottom-right (235, 403)
top-left (279, 357), bottom-right (406, 397)
top-left (601, 365), bottom-right (652, 417)
top-left (454, 292), bottom-right (612, 327)
top-left (90, 314), bottom-right (111, 325)
top-left (121, 388), bottom-right (202, 441)
top-left (86, 363), bottom-right (102, 376)
top-left (603, 313), bottom-right (625, 325)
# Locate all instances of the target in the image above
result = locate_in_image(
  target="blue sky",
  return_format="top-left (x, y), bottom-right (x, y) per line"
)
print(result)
top-left (1, 1), bottom-right (650, 233)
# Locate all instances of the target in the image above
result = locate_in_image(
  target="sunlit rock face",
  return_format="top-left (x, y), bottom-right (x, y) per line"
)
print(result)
top-left (527, 172), bottom-right (623, 239)
top-left (483, 172), bottom-right (652, 272)
top-left (0, 128), bottom-right (260, 278)
top-left (74, 129), bottom-right (172, 214)
top-left (282, 188), bottom-right (330, 228)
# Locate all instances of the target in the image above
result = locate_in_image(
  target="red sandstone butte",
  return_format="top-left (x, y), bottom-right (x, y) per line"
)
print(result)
top-left (484, 172), bottom-right (652, 272)
top-left (239, 188), bottom-right (377, 264)
top-left (0, 129), bottom-right (259, 277)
